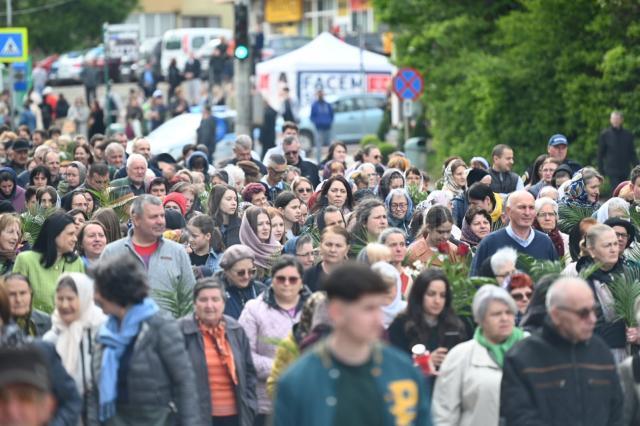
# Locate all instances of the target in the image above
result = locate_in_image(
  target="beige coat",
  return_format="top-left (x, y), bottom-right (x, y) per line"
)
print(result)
top-left (618, 356), bottom-right (640, 426)
top-left (432, 338), bottom-right (502, 426)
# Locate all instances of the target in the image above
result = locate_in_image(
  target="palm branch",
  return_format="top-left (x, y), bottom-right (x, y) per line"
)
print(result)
top-left (517, 254), bottom-right (565, 282)
top-left (609, 267), bottom-right (640, 327)
top-left (152, 277), bottom-right (194, 319)
top-left (627, 204), bottom-right (640, 237)
top-left (20, 205), bottom-right (56, 245)
top-left (87, 188), bottom-right (137, 222)
top-left (558, 205), bottom-right (595, 234)
top-left (198, 182), bottom-right (213, 215)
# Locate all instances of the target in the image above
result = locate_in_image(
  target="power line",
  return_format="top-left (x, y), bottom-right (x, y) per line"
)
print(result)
top-left (0, 0), bottom-right (77, 17)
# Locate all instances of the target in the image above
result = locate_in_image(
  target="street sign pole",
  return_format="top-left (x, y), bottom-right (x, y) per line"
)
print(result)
top-left (6, 0), bottom-right (13, 125)
top-left (392, 67), bottom-right (424, 145)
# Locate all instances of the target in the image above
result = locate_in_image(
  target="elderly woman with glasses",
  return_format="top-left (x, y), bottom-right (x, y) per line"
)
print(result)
top-left (385, 188), bottom-right (414, 240)
top-left (533, 197), bottom-right (568, 259)
top-left (239, 255), bottom-right (311, 426)
top-left (432, 285), bottom-right (524, 426)
top-left (214, 245), bottom-right (266, 320)
top-left (503, 272), bottom-right (534, 326)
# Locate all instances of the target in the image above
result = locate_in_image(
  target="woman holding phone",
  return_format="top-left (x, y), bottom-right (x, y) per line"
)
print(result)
top-left (388, 268), bottom-right (468, 370)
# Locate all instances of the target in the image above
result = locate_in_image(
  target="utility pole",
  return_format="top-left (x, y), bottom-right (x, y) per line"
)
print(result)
top-left (103, 23), bottom-right (111, 134)
top-left (234, 0), bottom-right (252, 137)
top-left (6, 0), bottom-right (13, 126)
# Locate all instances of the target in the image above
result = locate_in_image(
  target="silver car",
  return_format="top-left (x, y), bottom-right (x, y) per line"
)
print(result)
top-left (296, 92), bottom-right (387, 150)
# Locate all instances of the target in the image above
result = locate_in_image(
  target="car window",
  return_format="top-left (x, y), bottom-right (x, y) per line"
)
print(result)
top-left (165, 39), bottom-right (181, 50)
top-left (192, 36), bottom-right (205, 49)
top-left (352, 97), bottom-right (366, 111)
top-left (363, 97), bottom-right (385, 109)
top-left (334, 99), bottom-right (355, 113)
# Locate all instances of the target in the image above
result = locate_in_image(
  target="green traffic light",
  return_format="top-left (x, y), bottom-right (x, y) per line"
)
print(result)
top-left (235, 45), bottom-right (249, 60)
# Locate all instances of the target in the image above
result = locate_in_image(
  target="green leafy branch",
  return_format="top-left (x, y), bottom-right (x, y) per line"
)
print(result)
top-left (152, 277), bottom-right (194, 319)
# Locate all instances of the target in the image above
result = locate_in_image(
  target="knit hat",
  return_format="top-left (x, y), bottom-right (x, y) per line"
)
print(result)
top-left (219, 244), bottom-right (255, 270)
top-left (164, 208), bottom-right (186, 230)
top-left (163, 192), bottom-right (187, 216)
top-left (466, 168), bottom-right (489, 187)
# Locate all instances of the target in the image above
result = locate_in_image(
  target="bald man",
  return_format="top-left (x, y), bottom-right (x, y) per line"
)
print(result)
top-left (470, 190), bottom-right (558, 276)
top-left (500, 277), bottom-right (623, 425)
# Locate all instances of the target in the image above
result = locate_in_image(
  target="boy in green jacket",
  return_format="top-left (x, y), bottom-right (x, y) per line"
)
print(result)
top-left (273, 263), bottom-right (431, 426)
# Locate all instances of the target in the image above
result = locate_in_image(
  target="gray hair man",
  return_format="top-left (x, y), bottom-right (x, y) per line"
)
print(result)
top-left (225, 135), bottom-right (268, 175)
top-left (110, 153), bottom-right (148, 197)
top-left (500, 277), bottom-right (623, 425)
top-left (100, 194), bottom-right (196, 299)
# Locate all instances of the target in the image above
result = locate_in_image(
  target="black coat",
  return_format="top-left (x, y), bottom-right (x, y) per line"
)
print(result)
top-left (598, 126), bottom-right (638, 177)
top-left (387, 313), bottom-right (468, 356)
top-left (179, 314), bottom-right (257, 426)
top-left (34, 340), bottom-right (83, 426)
top-left (500, 318), bottom-right (624, 426)
top-left (293, 159), bottom-right (320, 188)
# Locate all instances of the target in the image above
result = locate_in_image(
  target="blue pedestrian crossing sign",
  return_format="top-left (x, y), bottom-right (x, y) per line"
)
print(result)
top-left (0, 28), bottom-right (28, 63)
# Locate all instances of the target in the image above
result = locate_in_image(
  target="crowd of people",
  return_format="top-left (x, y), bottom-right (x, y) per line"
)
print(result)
top-left (0, 103), bottom-right (640, 426)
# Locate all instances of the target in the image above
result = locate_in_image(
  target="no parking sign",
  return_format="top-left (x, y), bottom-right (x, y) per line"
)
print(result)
top-left (392, 67), bottom-right (424, 100)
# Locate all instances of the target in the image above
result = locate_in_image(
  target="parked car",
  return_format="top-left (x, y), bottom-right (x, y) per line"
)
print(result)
top-left (35, 54), bottom-right (59, 73)
top-left (293, 93), bottom-right (386, 150)
top-left (261, 35), bottom-right (311, 61)
top-left (136, 37), bottom-right (162, 80)
top-left (161, 28), bottom-right (232, 77)
top-left (83, 46), bottom-right (120, 82)
top-left (147, 106), bottom-right (237, 165)
top-left (49, 51), bottom-right (85, 84)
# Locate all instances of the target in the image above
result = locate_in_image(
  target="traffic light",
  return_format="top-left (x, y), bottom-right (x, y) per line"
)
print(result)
top-left (234, 4), bottom-right (249, 60)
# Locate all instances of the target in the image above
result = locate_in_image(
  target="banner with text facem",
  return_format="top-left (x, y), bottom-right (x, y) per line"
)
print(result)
top-left (297, 71), bottom-right (391, 107)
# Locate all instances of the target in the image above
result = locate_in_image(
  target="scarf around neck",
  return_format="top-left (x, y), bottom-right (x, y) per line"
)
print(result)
top-left (474, 326), bottom-right (524, 367)
top-left (97, 297), bottom-right (159, 421)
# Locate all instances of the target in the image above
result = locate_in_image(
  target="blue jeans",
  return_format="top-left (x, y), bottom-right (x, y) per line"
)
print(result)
top-left (317, 128), bottom-right (332, 147)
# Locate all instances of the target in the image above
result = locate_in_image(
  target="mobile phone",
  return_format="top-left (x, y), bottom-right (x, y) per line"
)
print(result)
top-left (443, 331), bottom-right (461, 350)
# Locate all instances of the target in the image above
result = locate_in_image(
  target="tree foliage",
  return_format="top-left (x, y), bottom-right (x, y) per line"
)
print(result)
top-left (374, 0), bottom-right (640, 171)
top-left (9, 0), bottom-right (139, 54)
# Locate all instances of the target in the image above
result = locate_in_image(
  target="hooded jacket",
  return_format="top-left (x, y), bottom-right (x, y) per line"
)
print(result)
top-left (0, 167), bottom-right (25, 212)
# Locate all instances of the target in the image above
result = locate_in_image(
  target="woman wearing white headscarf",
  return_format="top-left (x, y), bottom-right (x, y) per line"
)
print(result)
top-left (44, 272), bottom-right (106, 423)
top-left (372, 261), bottom-right (407, 329)
top-left (594, 197), bottom-right (629, 223)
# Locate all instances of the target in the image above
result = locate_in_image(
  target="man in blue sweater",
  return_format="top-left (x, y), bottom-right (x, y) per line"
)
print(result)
top-left (471, 190), bottom-right (558, 276)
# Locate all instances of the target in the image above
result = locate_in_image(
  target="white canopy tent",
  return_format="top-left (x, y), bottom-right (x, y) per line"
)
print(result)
top-left (256, 32), bottom-right (394, 111)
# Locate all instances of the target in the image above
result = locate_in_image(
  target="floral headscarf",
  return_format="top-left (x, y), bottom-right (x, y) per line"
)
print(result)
top-left (442, 162), bottom-right (466, 198)
top-left (560, 168), bottom-right (602, 208)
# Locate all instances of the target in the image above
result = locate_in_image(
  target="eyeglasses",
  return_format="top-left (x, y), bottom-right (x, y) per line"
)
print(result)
top-left (273, 275), bottom-right (300, 285)
top-left (510, 291), bottom-right (532, 302)
top-left (557, 305), bottom-right (597, 320)
top-left (615, 232), bottom-right (629, 239)
top-left (391, 203), bottom-right (408, 210)
top-left (231, 268), bottom-right (256, 278)
top-left (297, 188), bottom-right (312, 193)
top-left (296, 251), bottom-right (314, 258)
top-left (269, 167), bottom-right (286, 175)
top-left (536, 212), bottom-right (556, 218)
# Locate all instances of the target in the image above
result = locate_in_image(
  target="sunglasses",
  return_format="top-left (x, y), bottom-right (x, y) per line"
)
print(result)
top-left (273, 276), bottom-right (300, 285)
top-left (231, 268), bottom-right (256, 278)
top-left (557, 305), bottom-right (597, 320)
top-left (510, 291), bottom-right (532, 302)
top-left (297, 188), bottom-right (312, 193)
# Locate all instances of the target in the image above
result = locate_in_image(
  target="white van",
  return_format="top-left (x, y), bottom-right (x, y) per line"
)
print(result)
top-left (161, 28), bottom-right (232, 77)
